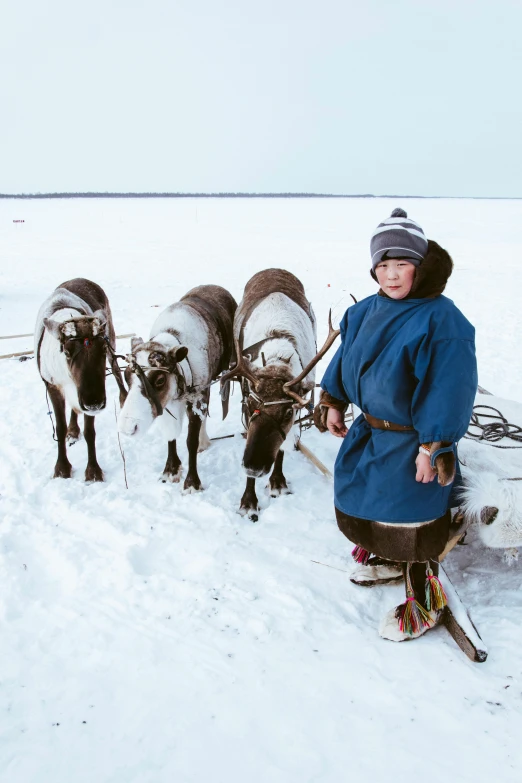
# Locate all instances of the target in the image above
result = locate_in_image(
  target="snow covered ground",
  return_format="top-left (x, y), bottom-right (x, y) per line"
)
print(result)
top-left (1, 197), bottom-right (522, 782)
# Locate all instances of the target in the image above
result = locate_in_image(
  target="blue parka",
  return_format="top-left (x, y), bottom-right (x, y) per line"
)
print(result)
top-left (321, 293), bottom-right (477, 524)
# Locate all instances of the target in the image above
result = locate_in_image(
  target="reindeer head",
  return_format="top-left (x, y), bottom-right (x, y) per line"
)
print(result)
top-left (44, 312), bottom-right (108, 413)
top-left (240, 363), bottom-right (300, 476)
top-left (118, 336), bottom-right (189, 438)
top-left (221, 314), bottom-right (340, 477)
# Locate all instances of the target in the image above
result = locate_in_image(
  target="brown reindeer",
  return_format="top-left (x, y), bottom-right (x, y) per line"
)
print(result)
top-left (35, 278), bottom-right (127, 481)
top-left (221, 269), bottom-right (338, 520)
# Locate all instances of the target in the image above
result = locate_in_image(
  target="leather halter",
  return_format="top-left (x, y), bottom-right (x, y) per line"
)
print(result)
top-left (61, 333), bottom-right (106, 366)
top-left (243, 387), bottom-right (293, 442)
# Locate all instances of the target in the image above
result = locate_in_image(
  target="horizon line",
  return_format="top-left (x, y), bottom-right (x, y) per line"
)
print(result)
top-left (1, 191), bottom-right (521, 200)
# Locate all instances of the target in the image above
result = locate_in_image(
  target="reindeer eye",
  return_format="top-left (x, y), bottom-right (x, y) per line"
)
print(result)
top-left (284, 408), bottom-right (294, 419)
top-left (155, 374), bottom-right (166, 388)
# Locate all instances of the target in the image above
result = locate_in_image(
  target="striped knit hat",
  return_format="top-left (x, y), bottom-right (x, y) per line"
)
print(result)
top-left (370, 208), bottom-right (428, 270)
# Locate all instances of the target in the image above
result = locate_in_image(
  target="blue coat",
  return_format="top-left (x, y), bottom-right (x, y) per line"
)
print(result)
top-left (321, 294), bottom-right (477, 523)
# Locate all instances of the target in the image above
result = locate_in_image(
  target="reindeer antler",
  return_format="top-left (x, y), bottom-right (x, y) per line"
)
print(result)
top-left (220, 337), bottom-right (259, 389)
top-left (283, 310), bottom-right (340, 407)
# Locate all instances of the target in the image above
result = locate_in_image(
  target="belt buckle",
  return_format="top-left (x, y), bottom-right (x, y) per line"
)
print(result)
top-left (384, 419), bottom-right (390, 429)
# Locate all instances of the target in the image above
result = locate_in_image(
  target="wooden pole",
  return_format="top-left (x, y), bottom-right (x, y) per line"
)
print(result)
top-left (294, 438), bottom-right (333, 479)
top-left (0, 333), bottom-right (136, 361)
top-left (0, 332), bottom-right (34, 341)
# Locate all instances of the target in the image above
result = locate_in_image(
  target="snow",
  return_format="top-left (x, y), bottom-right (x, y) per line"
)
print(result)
top-left (1, 197), bottom-right (522, 782)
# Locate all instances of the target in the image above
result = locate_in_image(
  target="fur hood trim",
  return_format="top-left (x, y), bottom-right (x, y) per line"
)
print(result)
top-left (371, 240), bottom-right (454, 299)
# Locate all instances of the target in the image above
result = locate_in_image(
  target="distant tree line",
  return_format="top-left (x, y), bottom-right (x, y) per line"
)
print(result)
top-left (1, 192), bottom-right (514, 200)
top-left (0, 192), bottom-right (379, 200)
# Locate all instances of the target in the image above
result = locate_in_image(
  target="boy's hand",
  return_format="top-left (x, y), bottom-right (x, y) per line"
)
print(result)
top-left (327, 407), bottom-right (348, 438)
top-left (415, 452), bottom-right (437, 483)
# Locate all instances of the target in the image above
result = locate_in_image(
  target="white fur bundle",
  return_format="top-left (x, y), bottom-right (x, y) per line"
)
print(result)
top-left (458, 393), bottom-right (522, 549)
top-left (459, 469), bottom-right (522, 548)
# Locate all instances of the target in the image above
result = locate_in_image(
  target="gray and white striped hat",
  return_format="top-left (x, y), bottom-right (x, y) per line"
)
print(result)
top-left (370, 208), bottom-right (428, 270)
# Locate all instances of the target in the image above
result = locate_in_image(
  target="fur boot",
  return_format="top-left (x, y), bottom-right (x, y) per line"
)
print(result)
top-left (350, 556), bottom-right (403, 587)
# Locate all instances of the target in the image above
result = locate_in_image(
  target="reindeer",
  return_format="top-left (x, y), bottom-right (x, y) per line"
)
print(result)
top-left (35, 278), bottom-right (127, 481)
top-left (118, 285), bottom-right (236, 492)
top-left (221, 268), bottom-right (338, 521)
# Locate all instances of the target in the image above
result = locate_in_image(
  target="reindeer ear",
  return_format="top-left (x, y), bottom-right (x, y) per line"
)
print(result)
top-left (169, 345), bottom-right (189, 364)
top-left (131, 336), bottom-right (144, 352)
top-left (91, 310), bottom-right (107, 335)
top-left (43, 317), bottom-right (65, 340)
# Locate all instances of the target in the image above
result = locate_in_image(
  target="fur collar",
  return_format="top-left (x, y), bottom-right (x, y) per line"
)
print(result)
top-left (371, 240), bottom-right (454, 299)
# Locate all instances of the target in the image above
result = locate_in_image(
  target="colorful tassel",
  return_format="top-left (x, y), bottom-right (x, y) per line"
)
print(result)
top-left (397, 596), bottom-right (432, 636)
top-left (396, 562), bottom-right (432, 636)
top-left (425, 565), bottom-right (447, 612)
top-left (352, 546), bottom-right (371, 565)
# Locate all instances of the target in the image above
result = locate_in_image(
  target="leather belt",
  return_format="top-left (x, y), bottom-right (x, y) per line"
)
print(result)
top-left (363, 413), bottom-right (414, 432)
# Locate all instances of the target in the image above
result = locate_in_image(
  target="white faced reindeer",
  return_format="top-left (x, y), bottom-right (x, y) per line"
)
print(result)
top-left (36, 278), bottom-right (127, 481)
top-left (221, 268), bottom-right (338, 521)
top-left (118, 285), bottom-right (236, 492)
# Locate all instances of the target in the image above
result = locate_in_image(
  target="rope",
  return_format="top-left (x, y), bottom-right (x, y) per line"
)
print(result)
top-left (463, 403), bottom-right (522, 481)
top-left (464, 404), bottom-right (522, 449)
top-left (45, 388), bottom-right (58, 442)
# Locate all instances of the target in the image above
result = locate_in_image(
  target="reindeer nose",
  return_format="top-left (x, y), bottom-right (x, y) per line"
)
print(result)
top-left (83, 402), bottom-right (106, 412)
top-left (118, 416), bottom-right (140, 436)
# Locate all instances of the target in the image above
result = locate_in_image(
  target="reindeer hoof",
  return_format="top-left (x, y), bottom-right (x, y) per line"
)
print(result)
top-left (161, 469), bottom-right (183, 484)
top-left (268, 484), bottom-right (292, 498)
top-left (85, 464), bottom-right (104, 483)
top-left (183, 475), bottom-right (202, 493)
top-left (182, 485), bottom-right (203, 495)
top-left (239, 505), bottom-right (259, 522)
top-left (67, 433), bottom-right (81, 446)
top-left (53, 461), bottom-right (72, 479)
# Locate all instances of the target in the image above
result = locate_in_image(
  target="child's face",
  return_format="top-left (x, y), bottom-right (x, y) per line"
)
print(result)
top-left (375, 259), bottom-right (416, 299)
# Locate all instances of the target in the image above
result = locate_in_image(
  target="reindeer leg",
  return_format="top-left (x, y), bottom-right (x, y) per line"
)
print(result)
top-left (46, 383), bottom-right (72, 479)
top-left (198, 415), bottom-right (211, 453)
top-left (67, 410), bottom-right (81, 445)
top-left (161, 440), bottom-right (183, 483)
top-left (268, 450), bottom-right (291, 497)
top-left (240, 478), bottom-right (260, 522)
top-left (84, 414), bottom-right (104, 482)
top-left (197, 389), bottom-right (211, 452)
top-left (183, 403), bottom-right (203, 493)
top-left (110, 354), bottom-right (128, 408)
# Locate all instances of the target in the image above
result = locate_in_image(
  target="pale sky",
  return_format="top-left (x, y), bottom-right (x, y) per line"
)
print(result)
top-left (1, 0), bottom-right (521, 196)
